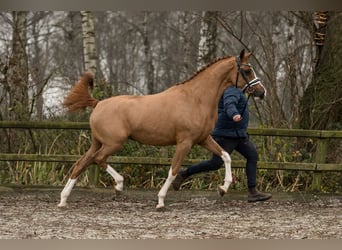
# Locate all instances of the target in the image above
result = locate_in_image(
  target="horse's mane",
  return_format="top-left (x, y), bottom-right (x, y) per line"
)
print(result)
top-left (176, 55), bottom-right (233, 85)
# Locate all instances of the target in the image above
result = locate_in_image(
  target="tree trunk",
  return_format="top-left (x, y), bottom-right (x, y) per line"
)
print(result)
top-left (2, 11), bottom-right (29, 153)
top-left (80, 11), bottom-right (97, 80)
top-left (143, 12), bottom-right (155, 94)
top-left (7, 11), bottom-right (29, 121)
top-left (300, 11), bottom-right (342, 130)
top-left (30, 13), bottom-right (49, 119)
top-left (179, 12), bottom-right (197, 79)
top-left (197, 11), bottom-right (218, 69)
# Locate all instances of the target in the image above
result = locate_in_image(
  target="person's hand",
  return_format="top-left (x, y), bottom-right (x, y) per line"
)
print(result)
top-left (233, 114), bottom-right (242, 122)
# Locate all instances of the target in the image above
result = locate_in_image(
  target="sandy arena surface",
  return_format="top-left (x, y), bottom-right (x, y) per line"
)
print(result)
top-left (0, 186), bottom-right (341, 239)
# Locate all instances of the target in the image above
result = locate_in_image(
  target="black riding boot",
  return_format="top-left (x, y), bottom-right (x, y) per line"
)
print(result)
top-left (172, 168), bottom-right (188, 191)
top-left (248, 187), bottom-right (272, 202)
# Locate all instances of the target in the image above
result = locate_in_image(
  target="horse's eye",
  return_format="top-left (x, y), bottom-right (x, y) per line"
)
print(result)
top-left (244, 69), bottom-right (252, 75)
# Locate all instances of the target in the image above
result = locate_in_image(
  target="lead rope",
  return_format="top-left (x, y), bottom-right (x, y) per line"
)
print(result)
top-left (235, 60), bottom-right (250, 119)
top-left (240, 93), bottom-right (251, 120)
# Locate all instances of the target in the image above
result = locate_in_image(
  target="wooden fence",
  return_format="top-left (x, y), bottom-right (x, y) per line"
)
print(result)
top-left (1, 121), bottom-right (342, 190)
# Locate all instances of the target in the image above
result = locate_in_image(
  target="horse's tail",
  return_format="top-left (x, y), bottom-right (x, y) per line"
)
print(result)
top-left (63, 72), bottom-right (99, 112)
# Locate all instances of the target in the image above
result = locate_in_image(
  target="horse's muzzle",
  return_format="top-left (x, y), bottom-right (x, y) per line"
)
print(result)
top-left (252, 89), bottom-right (265, 100)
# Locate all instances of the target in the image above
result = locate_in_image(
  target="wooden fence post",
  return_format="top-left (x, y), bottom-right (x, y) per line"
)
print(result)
top-left (89, 165), bottom-right (100, 187)
top-left (312, 138), bottom-right (327, 191)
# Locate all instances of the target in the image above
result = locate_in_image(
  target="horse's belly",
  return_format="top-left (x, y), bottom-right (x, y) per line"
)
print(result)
top-left (130, 126), bottom-right (176, 146)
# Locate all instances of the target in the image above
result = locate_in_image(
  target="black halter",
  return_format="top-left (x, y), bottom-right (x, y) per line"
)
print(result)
top-left (235, 56), bottom-right (262, 117)
top-left (235, 56), bottom-right (262, 93)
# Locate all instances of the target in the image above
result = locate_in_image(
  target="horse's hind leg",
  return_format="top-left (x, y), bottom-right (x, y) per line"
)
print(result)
top-left (58, 145), bottom-right (98, 207)
top-left (58, 140), bottom-right (123, 207)
top-left (200, 135), bottom-right (232, 196)
top-left (94, 143), bottom-right (124, 193)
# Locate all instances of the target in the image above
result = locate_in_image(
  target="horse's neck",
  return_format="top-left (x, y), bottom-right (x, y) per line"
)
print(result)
top-left (186, 59), bottom-right (234, 109)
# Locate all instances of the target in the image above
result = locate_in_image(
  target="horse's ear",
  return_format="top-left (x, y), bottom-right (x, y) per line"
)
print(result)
top-left (239, 49), bottom-right (245, 61)
top-left (240, 49), bottom-right (252, 62)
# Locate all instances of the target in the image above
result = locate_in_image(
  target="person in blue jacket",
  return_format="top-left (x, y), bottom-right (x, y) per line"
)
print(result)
top-left (173, 86), bottom-right (272, 202)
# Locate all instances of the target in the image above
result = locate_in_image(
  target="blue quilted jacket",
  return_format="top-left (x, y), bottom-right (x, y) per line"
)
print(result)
top-left (211, 86), bottom-right (249, 138)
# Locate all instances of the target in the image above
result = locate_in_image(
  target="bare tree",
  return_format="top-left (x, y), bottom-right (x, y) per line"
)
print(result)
top-left (29, 11), bottom-right (53, 119)
top-left (197, 11), bottom-right (218, 68)
top-left (0, 11), bottom-right (29, 152)
top-left (6, 11), bottom-right (29, 120)
top-left (142, 12), bottom-right (155, 94)
top-left (80, 11), bottom-right (97, 78)
top-left (300, 11), bottom-right (342, 130)
top-left (52, 12), bottom-right (83, 81)
top-left (178, 12), bottom-right (198, 79)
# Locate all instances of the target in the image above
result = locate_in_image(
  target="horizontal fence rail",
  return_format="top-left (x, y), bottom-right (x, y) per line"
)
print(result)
top-left (0, 154), bottom-right (341, 172)
top-left (1, 121), bottom-right (342, 138)
top-left (1, 121), bottom-right (342, 190)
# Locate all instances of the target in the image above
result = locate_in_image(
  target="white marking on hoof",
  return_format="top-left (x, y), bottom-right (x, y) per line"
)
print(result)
top-left (57, 201), bottom-right (67, 208)
top-left (156, 205), bottom-right (167, 212)
top-left (106, 165), bottom-right (124, 192)
top-left (157, 167), bottom-right (176, 209)
top-left (221, 151), bottom-right (232, 193)
top-left (115, 180), bottom-right (124, 192)
top-left (217, 185), bottom-right (227, 197)
top-left (58, 178), bottom-right (77, 207)
top-left (156, 203), bottom-right (165, 210)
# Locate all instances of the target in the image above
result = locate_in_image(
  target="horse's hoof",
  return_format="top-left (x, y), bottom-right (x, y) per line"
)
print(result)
top-left (217, 186), bottom-right (226, 197)
top-left (115, 189), bottom-right (123, 195)
top-left (156, 206), bottom-right (167, 212)
top-left (57, 203), bottom-right (67, 208)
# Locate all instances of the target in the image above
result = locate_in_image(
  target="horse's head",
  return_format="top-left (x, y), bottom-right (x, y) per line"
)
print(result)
top-left (234, 49), bottom-right (266, 99)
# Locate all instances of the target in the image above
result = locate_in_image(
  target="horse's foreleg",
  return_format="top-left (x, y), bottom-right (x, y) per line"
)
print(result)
top-left (157, 141), bottom-right (192, 210)
top-left (200, 136), bottom-right (232, 196)
top-left (218, 151), bottom-right (232, 196)
top-left (157, 167), bottom-right (177, 209)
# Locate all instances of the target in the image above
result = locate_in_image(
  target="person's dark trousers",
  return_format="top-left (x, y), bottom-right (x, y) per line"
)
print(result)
top-left (186, 136), bottom-right (258, 188)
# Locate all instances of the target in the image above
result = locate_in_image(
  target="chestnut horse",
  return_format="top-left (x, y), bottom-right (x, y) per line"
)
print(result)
top-left (58, 49), bottom-right (266, 210)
